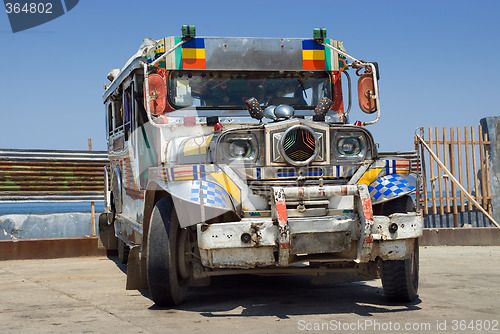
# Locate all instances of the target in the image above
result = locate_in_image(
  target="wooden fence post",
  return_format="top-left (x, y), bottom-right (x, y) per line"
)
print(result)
top-left (448, 128), bottom-right (457, 226)
top-left (91, 201), bottom-right (96, 237)
top-left (416, 133), bottom-right (499, 228)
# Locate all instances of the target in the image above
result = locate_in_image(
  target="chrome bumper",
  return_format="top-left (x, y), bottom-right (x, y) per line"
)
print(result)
top-left (196, 184), bottom-right (422, 269)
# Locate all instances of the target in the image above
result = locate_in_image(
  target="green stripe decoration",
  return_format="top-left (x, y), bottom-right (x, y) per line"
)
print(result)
top-left (283, 131), bottom-right (297, 151)
top-left (174, 36), bottom-right (183, 69)
top-left (324, 38), bottom-right (332, 71)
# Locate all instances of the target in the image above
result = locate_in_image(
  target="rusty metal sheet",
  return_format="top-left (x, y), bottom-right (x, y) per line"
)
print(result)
top-left (0, 149), bottom-right (109, 199)
top-left (0, 237), bottom-right (106, 260)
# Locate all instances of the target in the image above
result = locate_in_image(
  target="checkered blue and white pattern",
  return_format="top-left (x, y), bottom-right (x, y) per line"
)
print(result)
top-left (368, 174), bottom-right (415, 202)
top-left (190, 180), bottom-right (231, 209)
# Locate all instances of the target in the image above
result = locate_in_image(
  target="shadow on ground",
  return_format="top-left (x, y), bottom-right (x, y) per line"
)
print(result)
top-left (106, 253), bottom-right (421, 318)
top-left (156, 274), bottom-right (421, 318)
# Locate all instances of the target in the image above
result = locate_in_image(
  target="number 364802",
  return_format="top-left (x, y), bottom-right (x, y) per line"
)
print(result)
top-left (5, 3), bottom-right (53, 14)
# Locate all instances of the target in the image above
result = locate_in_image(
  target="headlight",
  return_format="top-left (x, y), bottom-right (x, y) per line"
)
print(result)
top-left (229, 139), bottom-right (253, 158)
top-left (338, 137), bottom-right (361, 156)
top-left (332, 129), bottom-right (373, 162)
top-left (218, 132), bottom-right (260, 164)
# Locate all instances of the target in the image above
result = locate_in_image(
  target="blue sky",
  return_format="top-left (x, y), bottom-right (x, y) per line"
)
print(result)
top-left (0, 0), bottom-right (498, 152)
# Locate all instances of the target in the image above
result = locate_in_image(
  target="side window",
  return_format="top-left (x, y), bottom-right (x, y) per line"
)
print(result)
top-left (123, 86), bottom-right (132, 141)
top-left (132, 74), bottom-right (158, 189)
top-left (107, 103), bottom-right (113, 137)
top-left (106, 92), bottom-right (126, 151)
top-left (114, 99), bottom-right (123, 129)
top-left (135, 75), bottom-right (145, 127)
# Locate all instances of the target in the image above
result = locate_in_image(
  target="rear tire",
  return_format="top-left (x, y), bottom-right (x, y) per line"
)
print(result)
top-left (381, 238), bottom-right (419, 302)
top-left (147, 197), bottom-right (190, 306)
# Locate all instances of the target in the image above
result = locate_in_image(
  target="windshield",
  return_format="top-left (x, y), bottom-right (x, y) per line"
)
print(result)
top-left (169, 70), bottom-right (332, 109)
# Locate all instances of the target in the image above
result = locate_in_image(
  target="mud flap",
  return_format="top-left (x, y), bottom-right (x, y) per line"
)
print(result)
top-left (126, 245), bottom-right (149, 290)
top-left (98, 213), bottom-right (117, 250)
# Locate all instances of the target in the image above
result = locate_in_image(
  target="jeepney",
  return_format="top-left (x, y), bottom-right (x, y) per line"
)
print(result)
top-left (99, 26), bottom-right (422, 306)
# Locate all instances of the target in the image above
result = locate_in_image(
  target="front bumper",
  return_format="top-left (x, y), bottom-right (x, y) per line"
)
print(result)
top-left (197, 184), bottom-right (422, 269)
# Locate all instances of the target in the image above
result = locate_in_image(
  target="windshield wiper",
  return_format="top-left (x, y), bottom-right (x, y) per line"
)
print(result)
top-left (297, 79), bottom-right (307, 99)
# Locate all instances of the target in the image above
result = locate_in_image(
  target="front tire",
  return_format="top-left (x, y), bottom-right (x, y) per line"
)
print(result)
top-left (381, 238), bottom-right (419, 302)
top-left (147, 197), bottom-right (190, 306)
top-left (380, 195), bottom-right (419, 302)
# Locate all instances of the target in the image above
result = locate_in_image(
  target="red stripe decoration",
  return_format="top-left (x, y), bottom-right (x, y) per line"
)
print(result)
top-left (173, 165), bottom-right (195, 180)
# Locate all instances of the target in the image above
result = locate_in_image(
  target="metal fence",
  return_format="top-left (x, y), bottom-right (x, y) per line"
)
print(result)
top-left (0, 149), bottom-right (108, 201)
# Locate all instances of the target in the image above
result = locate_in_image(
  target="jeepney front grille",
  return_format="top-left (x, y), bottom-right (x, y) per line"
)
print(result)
top-left (248, 179), bottom-right (347, 204)
top-left (248, 178), bottom-right (347, 191)
top-left (280, 125), bottom-right (318, 166)
top-left (245, 166), bottom-right (354, 182)
top-left (244, 165), bottom-right (355, 214)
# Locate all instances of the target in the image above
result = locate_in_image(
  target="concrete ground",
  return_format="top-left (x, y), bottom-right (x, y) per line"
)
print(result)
top-left (0, 247), bottom-right (499, 334)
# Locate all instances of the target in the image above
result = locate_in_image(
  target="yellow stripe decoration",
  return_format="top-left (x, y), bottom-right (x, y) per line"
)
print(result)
top-left (358, 168), bottom-right (383, 186)
top-left (302, 50), bottom-right (325, 60)
top-left (210, 172), bottom-right (241, 203)
top-left (182, 48), bottom-right (206, 59)
top-left (174, 175), bottom-right (194, 181)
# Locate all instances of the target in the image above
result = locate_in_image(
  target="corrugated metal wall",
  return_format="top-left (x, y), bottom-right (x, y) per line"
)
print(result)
top-left (0, 149), bottom-right (109, 201)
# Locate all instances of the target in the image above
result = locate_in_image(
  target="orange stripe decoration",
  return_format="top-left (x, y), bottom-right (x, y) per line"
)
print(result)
top-left (338, 56), bottom-right (348, 72)
top-left (302, 40), bottom-right (325, 70)
top-left (303, 59), bottom-right (325, 70)
top-left (182, 38), bottom-right (206, 69)
top-left (275, 200), bottom-right (288, 226)
top-left (303, 130), bottom-right (315, 151)
top-left (183, 58), bottom-right (206, 68)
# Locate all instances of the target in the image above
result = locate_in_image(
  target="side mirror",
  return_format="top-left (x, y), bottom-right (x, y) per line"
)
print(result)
top-left (144, 74), bottom-right (167, 115)
top-left (357, 73), bottom-right (377, 114)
